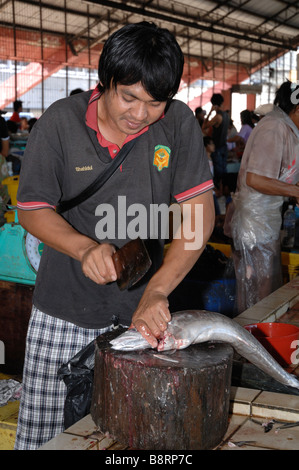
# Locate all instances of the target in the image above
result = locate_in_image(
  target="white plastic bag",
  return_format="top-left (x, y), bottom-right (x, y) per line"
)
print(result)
top-left (0, 379), bottom-right (22, 407)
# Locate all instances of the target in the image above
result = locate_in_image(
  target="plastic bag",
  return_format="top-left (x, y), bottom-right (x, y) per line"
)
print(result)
top-left (0, 379), bottom-right (22, 407)
top-left (231, 190), bottom-right (283, 251)
top-left (57, 340), bottom-right (96, 429)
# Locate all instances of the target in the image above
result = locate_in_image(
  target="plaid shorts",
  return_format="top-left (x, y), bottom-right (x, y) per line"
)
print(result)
top-left (14, 306), bottom-right (112, 450)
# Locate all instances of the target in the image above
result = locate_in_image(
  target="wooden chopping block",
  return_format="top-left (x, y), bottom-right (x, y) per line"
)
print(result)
top-left (91, 329), bottom-right (233, 450)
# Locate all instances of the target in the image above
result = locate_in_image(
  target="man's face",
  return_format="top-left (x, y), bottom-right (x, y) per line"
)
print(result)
top-left (101, 82), bottom-right (167, 136)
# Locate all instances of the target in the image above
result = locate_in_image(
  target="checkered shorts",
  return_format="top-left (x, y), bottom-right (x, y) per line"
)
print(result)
top-left (14, 306), bottom-right (112, 450)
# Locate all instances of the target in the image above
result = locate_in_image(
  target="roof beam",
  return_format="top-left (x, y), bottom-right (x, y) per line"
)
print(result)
top-left (82, 0), bottom-right (297, 50)
top-left (208, 0), bottom-right (299, 33)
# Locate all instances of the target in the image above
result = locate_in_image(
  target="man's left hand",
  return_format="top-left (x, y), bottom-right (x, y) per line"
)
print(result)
top-left (130, 290), bottom-right (171, 348)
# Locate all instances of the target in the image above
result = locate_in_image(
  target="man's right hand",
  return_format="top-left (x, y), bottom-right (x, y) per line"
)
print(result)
top-left (17, 208), bottom-right (118, 285)
top-left (80, 242), bottom-right (117, 285)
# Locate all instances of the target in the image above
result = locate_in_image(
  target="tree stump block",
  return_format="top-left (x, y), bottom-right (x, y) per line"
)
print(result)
top-left (91, 329), bottom-right (233, 450)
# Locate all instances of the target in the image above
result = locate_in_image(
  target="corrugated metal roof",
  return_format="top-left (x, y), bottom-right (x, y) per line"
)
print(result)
top-left (0, 0), bottom-right (298, 87)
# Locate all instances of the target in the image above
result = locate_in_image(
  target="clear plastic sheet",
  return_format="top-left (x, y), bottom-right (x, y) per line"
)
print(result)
top-left (231, 192), bottom-right (284, 312)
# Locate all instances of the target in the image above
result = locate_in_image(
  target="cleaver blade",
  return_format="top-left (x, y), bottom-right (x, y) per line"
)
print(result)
top-left (112, 238), bottom-right (152, 290)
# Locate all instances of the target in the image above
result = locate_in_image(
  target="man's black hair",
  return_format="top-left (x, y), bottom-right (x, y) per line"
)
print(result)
top-left (13, 100), bottom-right (22, 111)
top-left (240, 109), bottom-right (254, 128)
top-left (211, 93), bottom-right (224, 107)
top-left (274, 80), bottom-right (299, 115)
top-left (97, 22), bottom-right (184, 102)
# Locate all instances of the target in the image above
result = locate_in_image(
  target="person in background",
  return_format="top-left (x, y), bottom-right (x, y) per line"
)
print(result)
top-left (28, 117), bottom-right (37, 133)
top-left (202, 93), bottom-right (229, 186)
top-left (227, 118), bottom-right (238, 160)
top-left (227, 109), bottom-right (255, 160)
top-left (6, 120), bottom-right (18, 135)
top-left (9, 100), bottom-right (23, 125)
top-left (19, 117), bottom-right (29, 133)
top-left (203, 135), bottom-right (215, 176)
top-left (229, 81), bottom-right (299, 313)
top-left (0, 113), bottom-right (10, 203)
top-left (195, 106), bottom-right (206, 127)
top-left (15, 21), bottom-right (214, 450)
top-left (237, 109), bottom-right (255, 143)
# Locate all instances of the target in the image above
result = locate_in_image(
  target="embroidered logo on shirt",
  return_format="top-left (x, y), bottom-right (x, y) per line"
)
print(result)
top-left (75, 165), bottom-right (93, 172)
top-left (153, 145), bottom-right (170, 172)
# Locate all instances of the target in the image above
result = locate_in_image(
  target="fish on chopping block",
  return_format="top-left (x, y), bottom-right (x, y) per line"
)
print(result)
top-left (110, 310), bottom-right (299, 391)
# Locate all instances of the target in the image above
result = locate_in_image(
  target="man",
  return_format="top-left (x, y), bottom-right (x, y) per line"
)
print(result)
top-left (229, 81), bottom-right (299, 313)
top-left (195, 106), bottom-right (206, 127)
top-left (202, 93), bottom-right (229, 185)
top-left (15, 22), bottom-right (215, 449)
top-left (9, 100), bottom-right (23, 124)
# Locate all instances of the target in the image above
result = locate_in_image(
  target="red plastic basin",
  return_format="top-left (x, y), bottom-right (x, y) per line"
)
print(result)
top-left (244, 322), bottom-right (299, 367)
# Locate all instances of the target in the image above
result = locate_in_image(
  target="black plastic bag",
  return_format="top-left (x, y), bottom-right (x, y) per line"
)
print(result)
top-left (57, 340), bottom-right (96, 429)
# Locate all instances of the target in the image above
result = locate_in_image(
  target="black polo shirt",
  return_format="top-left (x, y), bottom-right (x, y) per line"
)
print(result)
top-left (17, 88), bottom-right (213, 328)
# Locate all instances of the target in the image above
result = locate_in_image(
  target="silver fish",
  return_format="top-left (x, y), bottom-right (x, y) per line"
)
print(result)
top-left (110, 328), bottom-right (152, 351)
top-left (110, 310), bottom-right (299, 390)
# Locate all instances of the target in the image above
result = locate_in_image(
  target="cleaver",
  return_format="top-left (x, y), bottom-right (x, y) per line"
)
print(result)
top-left (112, 238), bottom-right (152, 290)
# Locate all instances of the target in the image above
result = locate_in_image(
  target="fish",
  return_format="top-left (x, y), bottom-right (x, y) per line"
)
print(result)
top-left (110, 310), bottom-right (299, 391)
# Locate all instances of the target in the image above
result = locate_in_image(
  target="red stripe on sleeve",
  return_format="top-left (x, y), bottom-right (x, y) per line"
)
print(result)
top-left (17, 201), bottom-right (56, 210)
top-left (175, 180), bottom-right (214, 203)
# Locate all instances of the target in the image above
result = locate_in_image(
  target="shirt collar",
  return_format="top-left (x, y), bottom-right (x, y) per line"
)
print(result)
top-left (86, 85), bottom-right (155, 157)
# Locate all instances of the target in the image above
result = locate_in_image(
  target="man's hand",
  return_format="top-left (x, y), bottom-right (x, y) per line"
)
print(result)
top-left (17, 208), bottom-right (118, 285)
top-left (80, 242), bottom-right (117, 285)
top-left (130, 290), bottom-right (171, 348)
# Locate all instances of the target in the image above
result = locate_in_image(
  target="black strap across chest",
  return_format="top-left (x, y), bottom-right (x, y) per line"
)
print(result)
top-left (57, 138), bottom-right (136, 214)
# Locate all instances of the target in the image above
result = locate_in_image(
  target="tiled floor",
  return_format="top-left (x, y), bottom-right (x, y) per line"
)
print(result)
top-left (38, 386), bottom-right (299, 450)
top-left (279, 301), bottom-right (299, 328)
